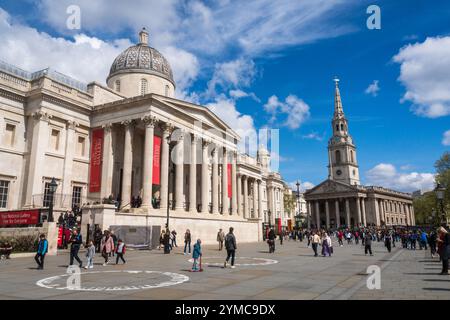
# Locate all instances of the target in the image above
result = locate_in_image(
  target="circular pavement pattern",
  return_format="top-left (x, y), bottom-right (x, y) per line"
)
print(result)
top-left (188, 256), bottom-right (278, 267)
top-left (36, 270), bottom-right (189, 291)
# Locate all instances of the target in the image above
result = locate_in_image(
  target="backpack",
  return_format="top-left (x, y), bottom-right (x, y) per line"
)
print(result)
top-left (225, 234), bottom-right (235, 249)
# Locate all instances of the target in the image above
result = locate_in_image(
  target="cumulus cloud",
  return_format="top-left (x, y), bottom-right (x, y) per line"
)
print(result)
top-left (288, 181), bottom-right (315, 192)
top-left (393, 36), bottom-right (450, 118)
top-left (365, 80), bottom-right (380, 97)
top-left (365, 163), bottom-right (435, 193)
top-left (263, 95), bottom-right (311, 129)
top-left (302, 132), bottom-right (325, 141)
top-left (442, 130), bottom-right (450, 146)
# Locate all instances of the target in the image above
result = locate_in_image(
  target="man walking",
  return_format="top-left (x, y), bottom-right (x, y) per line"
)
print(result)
top-left (312, 231), bottom-right (320, 257)
top-left (217, 228), bottom-right (225, 251)
top-left (69, 229), bottom-right (83, 268)
top-left (224, 227), bottom-right (237, 269)
top-left (364, 232), bottom-right (373, 256)
top-left (35, 234), bottom-right (48, 270)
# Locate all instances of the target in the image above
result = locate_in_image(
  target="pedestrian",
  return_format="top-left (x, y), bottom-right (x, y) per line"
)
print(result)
top-left (279, 229), bottom-right (284, 245)
top-left (223, 227), bottom-right (237, 269)
top-left (100, 230), bottom-right (115, 265)
top-left (192, 239), bottom-right (202, 272)
top-left (346, 231), bottom-right (352, 244)
top-left (312, 231), bottom-right (320, 257)
top-left (159, 230), bottom-right (165, 250)
top-left (267, 227), bottom-right (276, 253)
top-left (94, 225), bottom-right (103, 252)
top-left (384, 232), bottom-right (392, 253)
top-left (338, 230), bottom-right (344, 247)
top-left (84, 240), bottom-right (95, 269)
top-left (217, 228), bottom-right (225, 251)
top-left (69, 229), bottom-right (83, 268)
top-left (429, 231), bottom-right (437, 258)
top-left (322, 232), bottom-right (332, 257)
top-left (420, 230), bottom-right (428, 250)
top-left (437, 227), bottom-right (450, 275)
top-left (364, 232), bottom-right (373, 256)
top-left (184, 229), bottom-right (192, 255)
top-left (115, 239), bottom-right (126, 264)
top-left (171, 230), bottom-right (178, 248)
top-left (354, 231), bottom-right (359, 245)
top-left (110, 230), bottom-right (118, 257)
top-left (0, 241), bottom-right (12, 259)
top-left (35, 234), bottom-right (48, 270)
top-left (163, 228), bottom-right (171, 254)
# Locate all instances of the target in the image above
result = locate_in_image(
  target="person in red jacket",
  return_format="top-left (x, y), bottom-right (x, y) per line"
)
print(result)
top-left (115, 239), bottom-right (126, 264)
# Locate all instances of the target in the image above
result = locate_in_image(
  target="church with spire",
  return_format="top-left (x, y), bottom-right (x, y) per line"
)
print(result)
top-left (304, 79), bottom-right (414, 229)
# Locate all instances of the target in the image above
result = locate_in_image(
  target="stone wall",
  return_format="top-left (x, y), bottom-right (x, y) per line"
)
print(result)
top-left (0, 222), bottom-right (58, 255)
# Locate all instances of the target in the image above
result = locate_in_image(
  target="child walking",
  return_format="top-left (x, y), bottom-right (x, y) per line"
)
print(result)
top-left (84, 240), bottom-right (95, 269)
top-left (115, 239), bottom-right (126, 264)
top-left (192, 239), bottom-right (202, 272)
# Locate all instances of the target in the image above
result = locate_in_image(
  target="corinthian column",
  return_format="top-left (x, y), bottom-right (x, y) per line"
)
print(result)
top-left (356, 197), bottom-right (362, 226)
top-left (201, 139), bottom-right (210, 214)
top-left (222, 148), bottom-right (229, 214)
top-left (159, 122), bottom-right (173, 210)
top-left (212, 146), bottom-right (219, 214)
top-left (174, 131), bottom-right (185, 211)
top-left (243, 175), bottom-right (248, 219)
top-left (252, 180), bottom-right (258, 219)
top-left (237, 174), bottom-right (242, 216)
top-left (189, 134), bottom-right (198, 213)
top-left (121, 120), bottom-right (134, 209)
top-left (141, 115), bottom-right (157, 207)
top-left (258, 180), bottom-right (263, 219)
top-left (231, 151), bottom-right (237, 215)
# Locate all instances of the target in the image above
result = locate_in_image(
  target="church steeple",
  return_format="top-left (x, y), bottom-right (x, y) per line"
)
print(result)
top-left (327, 77), bottom-right (360, 186)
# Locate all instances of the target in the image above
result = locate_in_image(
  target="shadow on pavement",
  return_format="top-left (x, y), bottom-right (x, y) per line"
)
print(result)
top-left (423, 279), bottom-right (450, 282)
top-left (404, 272), bottom-right (441, 276)
top-left (423, 287), bottom-right (450, 291)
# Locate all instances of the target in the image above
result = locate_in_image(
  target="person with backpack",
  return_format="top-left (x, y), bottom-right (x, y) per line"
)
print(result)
top-left (69, 229), bottom-right (83, 268)
top-left (35, 234), bottom-right (48, 270)
top-left (115, 239), bottom-right (126, 264)
top-left (223, 227), bottom-right (237, 269)
top-left (267, 227), bottom-right (276, 253)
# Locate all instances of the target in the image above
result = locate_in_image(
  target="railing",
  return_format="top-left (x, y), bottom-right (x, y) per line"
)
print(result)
top-left (31, 194), bottom-right (102, 209)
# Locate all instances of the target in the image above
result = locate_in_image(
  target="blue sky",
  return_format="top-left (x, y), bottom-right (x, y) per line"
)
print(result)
top-left (0, 0), bottom-right (449, 192)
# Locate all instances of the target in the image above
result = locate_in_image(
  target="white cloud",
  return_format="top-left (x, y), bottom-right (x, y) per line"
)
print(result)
top-left (365, 80), bottom-right (380, 97)
top-left (365, 163), bottom-right (435, 193)
top-left (302, 132), bottom-right (325, 141)
top-left (288, 181), bottom-right (315, 192)
top-left (263, 95), bottom-right (310, 129)
top-left (229, 89), bottom-right (260, 102)
top-left (393, 36), bottom-right (450, 118)
top-left (0, 8), bottom-right (198, 92)
top-left (442, 130), bottom-right (450, 146)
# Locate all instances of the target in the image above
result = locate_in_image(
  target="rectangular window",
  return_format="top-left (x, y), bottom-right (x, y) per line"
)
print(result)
top-left (72, 186), bottom-right (82, 209)
top-left (77, 136), bottom-right (86, 157)
top-left (43, 182), bottom-right (57, 207)
top-left (50, 129), bottom-right (60, 151)
top-left (0, 180), bottom-right (9, 208)
top-left (4, 123), bottom-right (15, 147)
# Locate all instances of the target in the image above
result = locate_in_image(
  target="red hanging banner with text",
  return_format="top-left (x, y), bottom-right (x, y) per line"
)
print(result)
top-left (152, 136), bottom-right (161, 185)
top-left (227, 163), bottom-right (232, 198)
top-left (89, 128), bottom-right (104, 193)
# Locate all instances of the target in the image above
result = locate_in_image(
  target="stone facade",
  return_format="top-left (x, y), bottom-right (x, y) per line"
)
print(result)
top-left (0, 29), bottom-right (289, 244)
top-left (304, 80), bottom-right (413, 228)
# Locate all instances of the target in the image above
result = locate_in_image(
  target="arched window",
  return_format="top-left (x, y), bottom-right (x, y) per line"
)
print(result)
top-left (115, 80), bottom-right (121, 92)
top-left (140, 79), bottom-right (148, 95)
top-left (335, 150), bottom-right (341, 164)
top-left (336, 124), bottom-right (339, 131)
top-left (165, 85), bottom-right (169, 96)
top-left (340, 124), bottom-right (344, 131)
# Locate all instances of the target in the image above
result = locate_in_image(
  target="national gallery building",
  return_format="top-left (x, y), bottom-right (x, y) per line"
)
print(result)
top-left (0, 29), bottom-right (289, 243)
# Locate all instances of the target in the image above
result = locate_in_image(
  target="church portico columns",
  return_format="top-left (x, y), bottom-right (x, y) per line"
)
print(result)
top-left (252, 179), bottom-right (258, 219)
top-left (236, 174), bottom-right (242, 216)
top-left (212, 146), bottom-right (219, 214)
top-left (307, 201), bottom-right (312, 229)
top-left (174, 132), bottom-right (185, 211)
top-left (121, 120), bottom-right (135, 209)
top-left (243, 175), bottom-right (249, 219)
top-left (361, 198), bottom-right (367, 226)
top-left (258, 180), bottom-right (263, 219)
top-left (335, 199), bottom-right (340, 228)
top-left (315, 201), bottom-right (320, 229)
top-left (141, 116), bottom-right (157, 208)
top-left (355, 197), bottom-right (362, 226)
top-left (221, 148), bottom-right (229, 214)
top-left (231, 152), bottom-right (237, 215)
top-left (325, 200), bottom-right (330, 229)
top-left (345, 198), bottom-right (351, 227)
top-left (100, 123), bottom-right (114, 200)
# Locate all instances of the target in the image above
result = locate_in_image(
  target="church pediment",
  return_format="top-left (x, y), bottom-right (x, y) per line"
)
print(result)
top-left (305, 179), bottom-right (357, 195)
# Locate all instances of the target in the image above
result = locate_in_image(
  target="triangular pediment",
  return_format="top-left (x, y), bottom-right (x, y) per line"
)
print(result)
top-left (305, 179), bottom-right (357, 195)
top-left (153, 95), bottom-right (239, 140)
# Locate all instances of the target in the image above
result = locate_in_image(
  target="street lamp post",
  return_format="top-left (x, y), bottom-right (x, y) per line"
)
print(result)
top-left (268, 210), bottom-right (272, 229)
top-left (435, 183), bottom-right (446, 227)
top-left (166, 141), bottom-right (176, 232)
top-left (48, 177), bottom-right (58, 223)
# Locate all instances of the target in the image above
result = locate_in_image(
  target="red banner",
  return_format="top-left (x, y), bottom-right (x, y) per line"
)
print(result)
top-left (89, 128), bottom-right (104, 193)
top-left (57, 226), bottom-right (63, 247)
top-left (152, 136), bottom-right (161, 185)
top-left (276, 218), bottom-right (282, 234)
top-left (0, 209), bottom-right (40, 226)
top-left (227, 163), bottom-right (232, 198)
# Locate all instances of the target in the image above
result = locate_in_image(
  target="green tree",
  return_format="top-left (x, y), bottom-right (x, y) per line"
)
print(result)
top-left (413, 191), bottom-right (438, 225)
top-left (283, 192), bottom-right (296, 217)
top-left (435, 151), bottom-right (450, 204)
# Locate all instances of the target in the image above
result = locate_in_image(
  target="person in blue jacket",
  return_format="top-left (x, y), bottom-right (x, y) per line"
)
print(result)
top-left (192, 239), bottom-right (202, 272)
top-left (35, 234), bottom-right (48, 270)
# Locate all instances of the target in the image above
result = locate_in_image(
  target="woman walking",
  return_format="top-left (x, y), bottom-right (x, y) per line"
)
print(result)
top-left (437, 227), bottom-right (450, 275)
top-left (321, 232), bottom-right (332, 257)
top-left (100, 230), bottom-right (115, 266)
top-left (184, 229), bottom-right (192, 255)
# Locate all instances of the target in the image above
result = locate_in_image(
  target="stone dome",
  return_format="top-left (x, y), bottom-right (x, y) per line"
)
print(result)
top-left (107, 28), bottom-right (175, 86)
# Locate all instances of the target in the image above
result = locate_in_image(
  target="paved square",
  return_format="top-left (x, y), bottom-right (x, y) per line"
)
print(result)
top-left (1, 240), bottom-right (449, 300)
